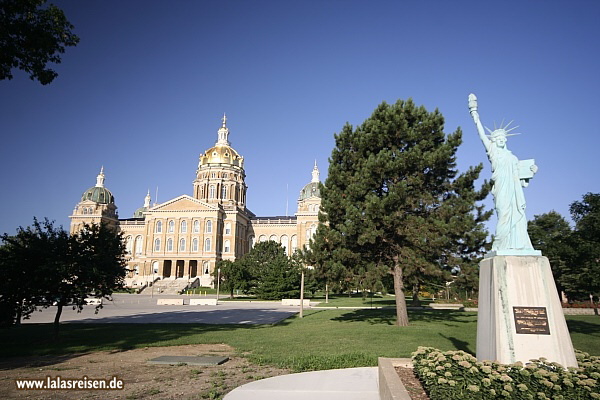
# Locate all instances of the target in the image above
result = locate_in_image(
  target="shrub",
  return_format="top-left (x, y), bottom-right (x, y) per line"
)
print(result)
top-left (412, 347), bottom-right (600, 399)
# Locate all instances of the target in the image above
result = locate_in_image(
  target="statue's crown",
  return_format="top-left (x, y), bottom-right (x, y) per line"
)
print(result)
top-left (485, 119), bottom-right (520, 139)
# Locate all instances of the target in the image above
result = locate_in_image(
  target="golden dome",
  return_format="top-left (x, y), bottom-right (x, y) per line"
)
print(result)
top-left (199, 144), bottom-right (244, 167)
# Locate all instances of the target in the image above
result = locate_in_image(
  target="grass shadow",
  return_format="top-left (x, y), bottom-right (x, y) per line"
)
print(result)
top-left (566, 318), bottom-right (600, 335)
top-left (438, 333), bottom-right (474, 355)
top-left (330, 308), bottom-right (477, 326)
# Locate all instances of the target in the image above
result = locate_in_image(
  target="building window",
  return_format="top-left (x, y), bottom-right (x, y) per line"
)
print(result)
top-left (152, 261), bottom-right (159, 274)
top-left (206, 220), bottom-right (212, 233)
top-left (168, 220), bottom-right (174, 233)
top-left (179, 238), bottom-right (186, 252)
top-left (259, 235), bottom-right (267, 242)
top-left (181, 220), bottom-right (187, 233)
top-left (133, 265), bottom-right (139, 275)
top-left (155, 220), bottom-right (162, 233)
top-left (167, 238), bottom-right (173, 252)
top-left (192, 238), bottom-right (198, 252)
top-left (203, 261), bottom-right (209, 275)
top-left (135, 235), bottom-right (143, 255)
top-left (154, 238), bottom-right (161, 251)
top-left (224, 240), bottom-right (230, 253)
top-left (249, 235), bottom-right (255, 248)
top-left (281, 235), bottom-right (289, 255)
top-left (225, 222), bottom-right (231, 235)
top-left (291, 235), bottom-right (297, 254)
top-left (269, 234), bottom-right (277, 242)
top-left (193, 220), bottom-right (200, 233)
top-left (209, 185), bottom-right (216, 198)
top-left (125, 236), bottom-right (133, 254)
top-left (221, 185), bottom-right (227, 199)
top-left (204, 238), bottom-right (211, 252)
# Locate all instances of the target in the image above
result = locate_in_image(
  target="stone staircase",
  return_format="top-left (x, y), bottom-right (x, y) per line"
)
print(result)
top-left (140, 278), bottom-right (190, 295)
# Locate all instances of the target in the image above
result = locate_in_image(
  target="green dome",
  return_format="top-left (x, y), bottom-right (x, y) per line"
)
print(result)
top-left (299, 182), bottom-right (320, 200)
top-left (133, 206), bottom-right (147, 218)
top-left (81, 186), bottom-right (115, 204)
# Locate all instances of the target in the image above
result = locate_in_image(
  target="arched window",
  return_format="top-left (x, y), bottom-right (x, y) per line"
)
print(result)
top-left (224, 240), bottom-right (231, 253)
top-left (306, 224), bottom-right (317, 240)
top-left (82, 207), bottom-right (87, 215)
top-left (152, 261), bottom-right (159, 274)
top-left (167, 238), bottom-right (173, 252)
top-left (209, 185), bottom-right (216, 199)
top-left (135, 235), bottom-right (143, 255)
top-left (291, 235), bottom-right (297, 254)
top-left (192, 238), bottom-right (198, 252)
top-left (155, 220), bottom-right (162, 233)
top-left (125, 236), bottom-right (133, 254)
top-left (280, 235), bottom-right (289, 255)
top-left (206, 220), bottom-right (212, 233)
top-left (225, 222), bottom-right (231, 235)
top-left (204, 238), bottom-right (211, 252)
top-left (203, 261), bottom-right (209, 275)
top-left (193, 220), bottom-right (200, 233)
top-left (154, 238), bottom-right (161, 251)
top-left (221, 185), bottom-right (227, 199)
top-left (269, 234), bottom-right (277, 242)
top-left (249, 235), bottom-right (255, 248)
top-left (180, 220), bottom-right (187, 233)
top-left (179, 238), bottom-right (186, 252)
top-left (168, 220), bottom-right (174, 233)
top-left (259, 235), bottom-right (267, 243)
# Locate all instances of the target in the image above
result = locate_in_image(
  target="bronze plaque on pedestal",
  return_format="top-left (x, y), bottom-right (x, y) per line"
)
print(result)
top-left (513, 306), bottom-right (550, 335)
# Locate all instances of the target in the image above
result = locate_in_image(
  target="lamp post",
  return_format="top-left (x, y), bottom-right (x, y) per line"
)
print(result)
top-left (216, 268), bottom-right (221, 305)
top-left (299, 268), bottom-right (305, 318)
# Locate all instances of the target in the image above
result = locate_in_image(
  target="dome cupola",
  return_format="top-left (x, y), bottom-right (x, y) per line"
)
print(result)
top-left (81, 167), bottom-right (115, 204)
top-left (133, 190), bottom-right (151, 218)
top-left (299, 161), bottom-right (321, 200)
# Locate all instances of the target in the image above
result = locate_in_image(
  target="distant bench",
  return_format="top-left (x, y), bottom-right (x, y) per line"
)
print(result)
top-left (281, 299), bottom-right (311, 307)
top-left (189, 298), bottom-right (218, 306)
top-left (157, 298), bottom-right (185, 305)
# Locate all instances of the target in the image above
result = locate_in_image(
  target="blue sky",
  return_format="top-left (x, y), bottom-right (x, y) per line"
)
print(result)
top-left (1, 0), bottom-right (598, 236)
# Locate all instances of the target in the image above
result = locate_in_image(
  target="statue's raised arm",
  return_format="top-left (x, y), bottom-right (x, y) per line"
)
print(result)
top-left (468, 94), bottom-right (491, 152)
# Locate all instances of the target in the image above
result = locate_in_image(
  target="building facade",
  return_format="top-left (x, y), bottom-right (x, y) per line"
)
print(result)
top-left (69, 116), bottom-right (321, 289)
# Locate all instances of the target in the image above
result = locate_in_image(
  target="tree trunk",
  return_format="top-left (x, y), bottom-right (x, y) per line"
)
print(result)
top-left (393, 263), bottom-right (409, 326)
top-left (53, 303), bottom-right (63, 340)
top-left (411, 283), bottom-right (421, 307)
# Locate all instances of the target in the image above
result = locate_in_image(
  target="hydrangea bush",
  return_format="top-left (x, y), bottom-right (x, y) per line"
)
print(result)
top-left (412, 347), bottom-right (600, 399)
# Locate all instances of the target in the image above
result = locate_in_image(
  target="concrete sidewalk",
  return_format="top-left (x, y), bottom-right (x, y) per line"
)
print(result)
top-left (224, 367), bottom-right (379, 400)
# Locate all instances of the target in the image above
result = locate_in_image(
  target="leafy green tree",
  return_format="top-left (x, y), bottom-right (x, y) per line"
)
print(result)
top-left (1, 0), bottom-right (79, 84)
top-left (0, 220), bottom-right (127, 336)
top-left (528, 211), bottom-right (573, 296)
top-left (241, 241), bottom-right (299, 300)
top-left (214, 259), bottom-right (252, 298)
top-left (562, 193), bottom-right (600, 302)
top-left (317, 99), bottom-right (491, 326)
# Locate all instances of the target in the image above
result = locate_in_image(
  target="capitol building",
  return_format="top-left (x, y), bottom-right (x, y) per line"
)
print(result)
top-left (69, 116), bottom-right (321, 290)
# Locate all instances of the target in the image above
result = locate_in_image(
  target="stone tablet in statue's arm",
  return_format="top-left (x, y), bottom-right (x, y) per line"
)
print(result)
top-left (519, 159), bottom-right (537, 187)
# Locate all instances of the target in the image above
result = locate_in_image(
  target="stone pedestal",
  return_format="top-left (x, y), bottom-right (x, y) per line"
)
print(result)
top-left (476, 255), bottom-right (577, 367)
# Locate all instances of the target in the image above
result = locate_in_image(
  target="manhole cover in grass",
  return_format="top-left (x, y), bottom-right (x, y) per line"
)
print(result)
top-left (148, 356), bottom-right (229, 366)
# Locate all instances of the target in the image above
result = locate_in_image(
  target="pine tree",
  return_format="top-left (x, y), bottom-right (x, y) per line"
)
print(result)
top-left (318, 99), bottom-right (491, 326)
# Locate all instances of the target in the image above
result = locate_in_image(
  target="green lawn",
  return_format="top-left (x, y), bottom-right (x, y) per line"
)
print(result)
top-left (1, 310), bottom-right (598, 372)
top-left (312, 294), bottom-right (432, 308)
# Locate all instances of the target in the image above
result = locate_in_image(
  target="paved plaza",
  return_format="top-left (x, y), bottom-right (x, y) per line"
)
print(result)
top-left (23, 293), bottom-right (299, 324)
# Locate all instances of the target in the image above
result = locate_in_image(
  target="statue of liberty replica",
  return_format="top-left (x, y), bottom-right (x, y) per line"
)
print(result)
top-left (468, 94), bottom-right (577, 367)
